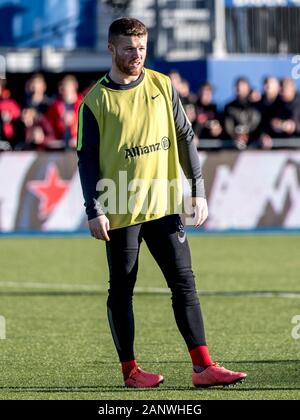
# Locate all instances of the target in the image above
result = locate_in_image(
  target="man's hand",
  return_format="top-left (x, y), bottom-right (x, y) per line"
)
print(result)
top-left (88, 215), bottom-right (110, 241)
top-left (192, 197), bottom-right (208, 227)
top-left (260, 134), bottom-right (273, 150)
top-left (282, 119), bottom-right (296, 135)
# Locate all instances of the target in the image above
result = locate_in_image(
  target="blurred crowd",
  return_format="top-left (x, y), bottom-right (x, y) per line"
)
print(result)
top-left (170, 70), bottom-right (300, 150)
top-left (1, 71), bottom-right (300, 151)
top-left (0, 74), bottom-right (83, 151)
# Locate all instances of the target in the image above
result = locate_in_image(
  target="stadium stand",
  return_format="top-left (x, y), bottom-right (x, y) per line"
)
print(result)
top-left (1, 0), bottom-right (300, 150)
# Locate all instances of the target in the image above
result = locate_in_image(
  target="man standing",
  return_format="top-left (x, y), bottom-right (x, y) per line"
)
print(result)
top-left (77, 17), bottom-right (247, 388)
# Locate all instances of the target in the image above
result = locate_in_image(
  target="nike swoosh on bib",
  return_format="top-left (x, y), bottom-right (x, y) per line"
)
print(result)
top-left (177, 231), bottom-right (186, 244)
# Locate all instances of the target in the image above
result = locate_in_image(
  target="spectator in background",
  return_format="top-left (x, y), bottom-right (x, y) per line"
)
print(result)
top-left (248, 87), bottom-right (262, 104)
top-left (178, 79), bottom-right (197, 107)
top-left (167, 71), bottom-right (198, 145)
top-left (46, 75), bottom-right (83, 149)
top-left (167, 71), bottom-right (197, 108)
top-left (15, 107), bottom-right (55, 151)
top-left (0, 79), bottom-right (21, 149)
top-left (176, 79), bottom-right (198, 141)
top-left (224, 78), bottom-right (261, 150)
top-left (194, 82), bottom-right (223, 141)
top-left (167, 70), bottom-right (182, 93)
top-left (24, 73), bottom-right (52, 114)
top-left (270, 78), bottom-right (300, 139)
top-left (256, 76), bottom-right (280, 149)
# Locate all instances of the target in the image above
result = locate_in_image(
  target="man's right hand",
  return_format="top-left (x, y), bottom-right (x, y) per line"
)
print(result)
top-left (88, 215), bottom-right (110, 241)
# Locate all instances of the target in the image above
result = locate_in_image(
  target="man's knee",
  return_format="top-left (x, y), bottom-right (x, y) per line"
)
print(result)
top-left (168, 271), bottom-right (199, 306)
top-left (172, 289), bottom-right (199, 307)
top-left (107, 285), bottom-right (134, 308)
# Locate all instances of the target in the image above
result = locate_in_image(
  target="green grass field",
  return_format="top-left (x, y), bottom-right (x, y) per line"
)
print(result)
top-left (1, 233), bottom-right (300, 400)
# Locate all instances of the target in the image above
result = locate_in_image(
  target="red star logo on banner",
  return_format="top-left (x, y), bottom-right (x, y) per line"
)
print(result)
top-left (28, 163), bottom-right (70, 218)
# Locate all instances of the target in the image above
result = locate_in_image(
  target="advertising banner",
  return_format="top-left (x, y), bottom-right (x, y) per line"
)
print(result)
top-left (0, 151), bottom-right (299, 232)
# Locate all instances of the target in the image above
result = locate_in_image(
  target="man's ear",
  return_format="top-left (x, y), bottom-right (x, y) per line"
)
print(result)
top-left (108, 42), bottom-right (115, 54)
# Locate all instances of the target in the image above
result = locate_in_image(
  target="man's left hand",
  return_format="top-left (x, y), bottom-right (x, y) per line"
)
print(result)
top-left (192, 197), bottom-right (208, 227)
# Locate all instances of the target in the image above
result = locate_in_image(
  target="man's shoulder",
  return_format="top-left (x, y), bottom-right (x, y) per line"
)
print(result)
top-left (224, 99), bottom-right (243, 113)
top-left (145, 68), bottom-right (170, 85)
top-left (81, 78), bottom-right (107, 110)
top-left (144, 68), bottom-right (172, 100)
top-left (84, 81), bottom-right (100, 97)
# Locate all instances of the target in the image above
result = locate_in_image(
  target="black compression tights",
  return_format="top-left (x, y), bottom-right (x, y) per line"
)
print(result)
top-left (105, 214), bottom-right (207, 362)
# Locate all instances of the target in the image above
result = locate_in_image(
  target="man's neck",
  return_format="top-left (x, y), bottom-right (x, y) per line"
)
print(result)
top-left (32, 92), bottom-right (44, 102)
top-left (109, 68), bottom-right (142, 85)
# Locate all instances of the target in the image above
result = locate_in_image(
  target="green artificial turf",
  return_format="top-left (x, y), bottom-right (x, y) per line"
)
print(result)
top-left (0, 234), bottom-right (300, 400)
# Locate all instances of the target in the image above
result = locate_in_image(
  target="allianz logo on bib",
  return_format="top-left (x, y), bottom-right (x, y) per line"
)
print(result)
top-left (125, 137), bottom-right (171, 159)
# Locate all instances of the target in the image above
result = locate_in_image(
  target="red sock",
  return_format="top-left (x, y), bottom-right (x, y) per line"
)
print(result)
top-left (189, 345), bottom-right (213, 368)
top-left (121, 360), bottom-right (138, 380)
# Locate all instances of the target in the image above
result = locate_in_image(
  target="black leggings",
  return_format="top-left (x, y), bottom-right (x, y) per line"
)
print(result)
top-left (106, 214), bottom-right (207, 362)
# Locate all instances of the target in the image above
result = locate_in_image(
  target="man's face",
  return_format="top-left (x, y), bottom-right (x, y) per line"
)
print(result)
top-left (200, 87), bottom-right (212, 105)
top-left (281, 79), bottom-right (296, 101)
top-left (265, 77), bottom-right (279, 98)
top-left (30, 77), bottom-right (46, 94)
top-left (236, 81), bottom-right (250, 99)
top-left (109, 35), bottom-right (147, 76)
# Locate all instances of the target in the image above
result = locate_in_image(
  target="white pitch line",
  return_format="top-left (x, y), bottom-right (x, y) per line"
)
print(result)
top-left (0, 281), bottom-right (300, 298)
top-left (0, 280), bottom-right (102, 291)
top-left (0, 281), bottom-right (170, 294)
